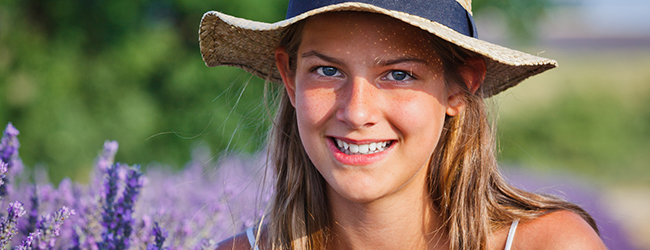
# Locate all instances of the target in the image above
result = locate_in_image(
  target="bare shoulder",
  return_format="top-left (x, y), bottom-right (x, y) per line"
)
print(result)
top-left (214, 232), bottom-right (251, 250)
top-left (514, 210), bottom-right (607, 249)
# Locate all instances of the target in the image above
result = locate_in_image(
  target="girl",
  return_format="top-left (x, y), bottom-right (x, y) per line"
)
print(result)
top-left (199, 0), bottom-right (606, 249)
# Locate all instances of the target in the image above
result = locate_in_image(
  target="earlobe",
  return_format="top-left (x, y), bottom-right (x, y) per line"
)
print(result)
top-left (446, 93), bottom-right (464, 116)
top-left (275, 47), bottom-right (297, 107)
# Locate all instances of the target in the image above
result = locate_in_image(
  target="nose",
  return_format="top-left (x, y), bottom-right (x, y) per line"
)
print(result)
top-left (336, 76), bottom-right (380, 129)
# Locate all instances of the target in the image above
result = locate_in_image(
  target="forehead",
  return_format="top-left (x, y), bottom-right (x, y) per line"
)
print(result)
top-left (300, 12), bottom-right (437, 60)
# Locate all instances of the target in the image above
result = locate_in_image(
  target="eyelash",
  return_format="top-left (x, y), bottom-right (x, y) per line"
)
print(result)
top-left (311, 66), bottom-right (416, 82)
top-left (314, 66), bottom-right (343, 77)
top-left (383, 70), bottom-right (415, 82)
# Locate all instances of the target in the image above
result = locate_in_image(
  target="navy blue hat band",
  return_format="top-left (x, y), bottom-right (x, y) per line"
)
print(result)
top-left (286, 0), bottom-right (478, 38)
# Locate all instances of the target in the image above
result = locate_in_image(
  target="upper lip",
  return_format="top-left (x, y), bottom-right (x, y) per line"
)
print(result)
top-left (329, 136), bottom-right (394, 145)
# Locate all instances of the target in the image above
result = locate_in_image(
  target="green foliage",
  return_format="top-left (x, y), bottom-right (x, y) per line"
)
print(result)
top-left (497, 50), bottom-right (650, 184)
top-left (0, 0), bottom-right (286, 183)
top-left (473, 0), bottom-right (553, 42)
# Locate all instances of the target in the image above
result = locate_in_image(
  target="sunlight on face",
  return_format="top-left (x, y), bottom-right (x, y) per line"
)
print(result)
top-left (280, 12), bottom-right (463, 204)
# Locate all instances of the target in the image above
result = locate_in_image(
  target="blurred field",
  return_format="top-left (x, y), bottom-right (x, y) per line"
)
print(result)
top-left (495, 47), bottom-right (650, 185)
top-left (495, 47), bottom-right (650, 249)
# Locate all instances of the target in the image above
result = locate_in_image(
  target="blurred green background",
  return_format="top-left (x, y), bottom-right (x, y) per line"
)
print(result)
top-left (0, 0), bottom-right (648, 187)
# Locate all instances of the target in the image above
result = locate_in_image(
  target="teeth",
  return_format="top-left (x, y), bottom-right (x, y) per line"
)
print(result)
top-left (334, 138), bottom-right (391, 155)
top-left (358, 144), bottom-right (369, 154)
top-left (349, 144), bottom-right (359, 153)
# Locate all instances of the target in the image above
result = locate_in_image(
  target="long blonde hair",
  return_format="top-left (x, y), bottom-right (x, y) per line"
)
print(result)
top-left (264, 17), bottom-right (597, 250)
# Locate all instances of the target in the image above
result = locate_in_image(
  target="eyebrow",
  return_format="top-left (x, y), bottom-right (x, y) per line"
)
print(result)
top-left (301, 50), bottom-right (429, 67)
top-left (376, 57), bottom-right (429, 67)
top-left (301, 50), bottom-right (344, 65)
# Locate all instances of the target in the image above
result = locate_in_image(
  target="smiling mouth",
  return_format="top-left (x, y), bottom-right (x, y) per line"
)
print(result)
top-left (332, 138), bottom-right (394, 155)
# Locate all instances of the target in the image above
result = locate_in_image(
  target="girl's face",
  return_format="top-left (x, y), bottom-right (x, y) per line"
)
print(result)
top-left (276, 12), bottom-right (465, 203)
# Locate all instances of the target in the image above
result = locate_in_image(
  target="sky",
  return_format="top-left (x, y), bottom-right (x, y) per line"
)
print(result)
top-left (476, 0), bottom-right (650, 45)
top-left (563, 0), bottom-right (650, 36)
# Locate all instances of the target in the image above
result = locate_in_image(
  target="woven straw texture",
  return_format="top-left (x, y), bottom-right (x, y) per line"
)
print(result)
top-left (199, 2), bottom-right (557, 97)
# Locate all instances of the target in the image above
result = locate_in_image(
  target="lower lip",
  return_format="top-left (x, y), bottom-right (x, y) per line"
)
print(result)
top-left (327, 138), bottom-right (393, 166)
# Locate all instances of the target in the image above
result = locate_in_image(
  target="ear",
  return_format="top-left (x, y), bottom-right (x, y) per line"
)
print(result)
top-left (275, 47), bottom-right (297, 107)
top-left (460, 57), bottom-right (486, 94)
top-left (445, 91), bottom-right (465, 116)
top-left (446, 57), bottom-right (486, 116)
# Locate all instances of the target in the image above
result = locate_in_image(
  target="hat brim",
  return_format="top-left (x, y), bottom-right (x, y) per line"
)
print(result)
top-left (199, 2), bottom-right (557, 97)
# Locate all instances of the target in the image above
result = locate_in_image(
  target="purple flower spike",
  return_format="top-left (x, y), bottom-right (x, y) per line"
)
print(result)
top-left (146, 222), bottom-right (168, 250)
top-left (20, 185), bottom-right (39, 236)
top-left (33, 206), bottom-right (75, 249)
top-left (100, 163), bottom-right (121, 249)
top-left (3, 123), bottom-right (18, 137)
top-left (0, 123), bottom-right (22, 197)
top-left (97, 141), bottom-right (119, 172)
top-left (100, 164), bottom-right (143, 250)
top-left (0, 201), bottom-right (27, 248)
top-left (114, 165), bottom-right (143, 249)
top-left (0, 123), bottom-right (20, 165)
top-left (0, 161), bottom-right (7, 187)
top-left (13, 231), bottom-right (39, 250)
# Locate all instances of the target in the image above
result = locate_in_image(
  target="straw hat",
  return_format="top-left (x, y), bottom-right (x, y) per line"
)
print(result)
top-left (198, 0), bottom-right (557, 97)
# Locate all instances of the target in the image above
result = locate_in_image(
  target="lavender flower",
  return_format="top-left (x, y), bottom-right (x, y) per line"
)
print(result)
top-left (99, 163), bottom-right (121, 249)
top-left (198, 239), bottom-right (217, 250)
top-left (146, 222), bottom-right (167, 250)
top-left (12, 231), bottom-right (38, 250)
top-left (0, 123), bottom-right (21, 197)
top-left (100, 164), bottom-right (143, 250)
top-left (68, 187), bottom-right (101, 250)
top-left (0, 201), bottom-right (27, 248)
top-left (114, 165), bottom-right (143, 249)
top-left (0, 123), bottom-right (20, 164)
top-left (97, 141), bottom-right (119, 172)
top-left (0, 161), bottom-right (7, 188)
top-left (20, 185), bottom-right (39, 236)
top-left (32, 206), bottom-right (75, 249)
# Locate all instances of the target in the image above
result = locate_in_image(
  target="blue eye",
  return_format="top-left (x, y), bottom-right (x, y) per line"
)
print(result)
top-left (316, 66), bottom-right (341, 77)
top-left (386, 70), bottom-right (413, 81)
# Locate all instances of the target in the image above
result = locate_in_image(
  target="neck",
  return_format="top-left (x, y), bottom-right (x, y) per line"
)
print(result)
top-left (326, 180), bottom-right (447, 250)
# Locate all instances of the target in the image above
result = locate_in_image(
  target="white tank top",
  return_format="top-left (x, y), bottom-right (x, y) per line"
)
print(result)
top-left (246, 219), bottom-right (520, 250)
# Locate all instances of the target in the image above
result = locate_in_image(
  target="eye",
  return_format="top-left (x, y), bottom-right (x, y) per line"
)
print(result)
top-left (316, 66), bottom-right (343, 77)
top-left (385, 70), bottom-right (413, 81)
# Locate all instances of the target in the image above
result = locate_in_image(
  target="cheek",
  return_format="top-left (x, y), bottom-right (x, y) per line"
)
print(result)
top-left (295, 87), bottom-right (337, 134)
top-left (390, 93), bottom-right (446, 132)
top-left (389, 92), bottom-right (447, 152)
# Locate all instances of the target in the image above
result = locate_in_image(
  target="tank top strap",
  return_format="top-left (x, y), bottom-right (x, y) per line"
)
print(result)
top-left (246, 221), bottom-right (519, 250)
top-left (246, 227), bottom-right (260, 250)
top-left (504, 219), bottom-right (520, 250)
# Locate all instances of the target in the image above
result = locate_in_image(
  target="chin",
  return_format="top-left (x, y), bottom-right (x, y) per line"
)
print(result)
top-left (332, 184), bottom-right (390, 204)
